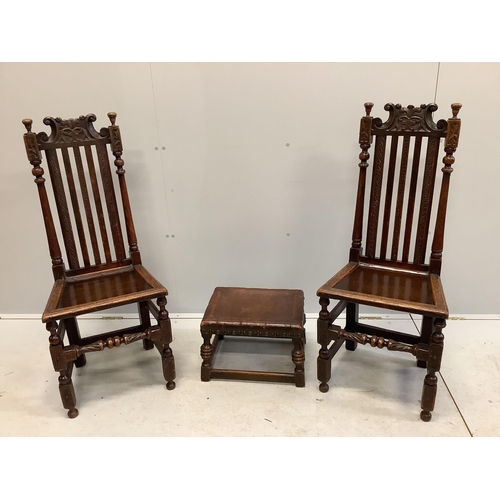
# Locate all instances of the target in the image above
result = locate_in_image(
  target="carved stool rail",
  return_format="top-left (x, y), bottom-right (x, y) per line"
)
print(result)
top-left (200, 287), bottom-right (306, 387)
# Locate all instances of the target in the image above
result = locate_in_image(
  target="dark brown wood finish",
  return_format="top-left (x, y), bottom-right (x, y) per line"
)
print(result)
top-left (22, 113), bottom-right (176, 418)
top-left (316, 102), bottom-right (462, 421)
top-left (200, 287), bottom-right (306, 387)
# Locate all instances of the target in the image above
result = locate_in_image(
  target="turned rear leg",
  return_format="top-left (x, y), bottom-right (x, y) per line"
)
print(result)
top-left (65, 317), bottom-right (86, 368)
top-left (345, 303), bottom-right (358, 351)
top-left (345, 340), bottom-right (357, 351)
top-left (143, 339), bottom-right (155, 350)
top-left (138, 301), bottom-right (155, 351)
top-left (417, 316), bottom-right (433, 368)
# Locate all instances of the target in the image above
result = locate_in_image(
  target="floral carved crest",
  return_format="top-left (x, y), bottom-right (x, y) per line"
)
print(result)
top-left (373, 103), bottom-right (447, 134)
top-left (36, 114), bottom-right (110, 146)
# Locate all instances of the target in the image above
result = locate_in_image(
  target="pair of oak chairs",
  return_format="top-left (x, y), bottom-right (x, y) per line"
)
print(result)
top-left (22, 101), bottom-right (462, 421)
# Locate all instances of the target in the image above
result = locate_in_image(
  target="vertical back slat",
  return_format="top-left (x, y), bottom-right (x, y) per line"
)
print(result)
top-left (85, 145), bottom-right (112, 263)
top-left (95, 143), bottom-right (126, 261)
top-left (401, 135), bottom-right (423, 262)
top-left (379, 135), bottom-right (399, 259)
top-left (413, 136), bottom-right (440, 264)
top-left (73, 146), bottom-right (101, 265)
top-left (45, 148), bottom-right (80, 269)
top-left (365, 135), bottom-right (386, 258)
top-left (61, 147), bottom-right (90, 267)
top-left (390, 136), bottom-right (411, 260)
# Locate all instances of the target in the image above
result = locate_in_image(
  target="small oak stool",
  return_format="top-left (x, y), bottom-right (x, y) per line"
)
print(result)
top-left (200, 287), bottom-right (306, 387)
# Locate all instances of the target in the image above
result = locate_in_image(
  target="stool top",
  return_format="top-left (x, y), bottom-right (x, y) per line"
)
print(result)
top-left (201, 287), bottom-right (305, 333)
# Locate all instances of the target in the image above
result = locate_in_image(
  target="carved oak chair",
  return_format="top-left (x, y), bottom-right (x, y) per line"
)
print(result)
top-left (317, 102), bottom-right (462, 421)
top-left (22, 113), bottom-right (176, 418)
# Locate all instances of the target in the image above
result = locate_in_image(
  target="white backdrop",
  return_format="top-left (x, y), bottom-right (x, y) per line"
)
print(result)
top-left (1, 62), bottom-right (498, 314)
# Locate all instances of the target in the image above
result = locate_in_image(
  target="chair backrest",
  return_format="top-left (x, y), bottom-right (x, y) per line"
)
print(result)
top-left (349, 102), bottom-right (461, 275)
top-left (23, 113), bottom-right (141, 281)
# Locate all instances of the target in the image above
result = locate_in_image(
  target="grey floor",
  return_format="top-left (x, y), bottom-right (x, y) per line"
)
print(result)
top-left (1, 313), bottom-right (499, 437)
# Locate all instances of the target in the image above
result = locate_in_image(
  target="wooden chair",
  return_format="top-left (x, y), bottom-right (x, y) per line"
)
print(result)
top-left (22, 113), bottom-right (176, 418)
top-left (317, 102), bottom-right (462, 421)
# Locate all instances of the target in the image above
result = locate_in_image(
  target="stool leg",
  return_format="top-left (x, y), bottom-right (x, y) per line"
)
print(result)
top-left (200, 332), bottom-right (214, 382)
top-left (292, 336), bottom-right (305, 387)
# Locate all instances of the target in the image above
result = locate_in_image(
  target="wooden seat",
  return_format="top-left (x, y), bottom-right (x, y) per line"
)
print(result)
top-left (317, 262), bottom-right (447, 317)
top-left (44, 265), bottom-right (166, 321)
top-left (22, 113), bottom-right (176, 418)
top-left (317, 102), bottom-right (462, 421)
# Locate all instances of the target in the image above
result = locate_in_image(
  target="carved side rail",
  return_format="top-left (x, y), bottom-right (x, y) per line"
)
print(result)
top-left (328, 325), bottom-right (428, 360)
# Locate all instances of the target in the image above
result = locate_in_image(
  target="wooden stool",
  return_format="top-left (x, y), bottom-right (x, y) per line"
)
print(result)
top-left (200, 287), bottom-right (306, 387)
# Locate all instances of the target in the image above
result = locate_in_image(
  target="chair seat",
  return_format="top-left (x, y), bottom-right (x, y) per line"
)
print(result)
top-left (317, 262), bottom-right (448, 318)
top-left (42, 265), bottom-right (168, 322)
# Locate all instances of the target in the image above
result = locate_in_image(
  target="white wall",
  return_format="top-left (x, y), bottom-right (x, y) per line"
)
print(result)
top-left (1, 62), bottom-right (498, 314)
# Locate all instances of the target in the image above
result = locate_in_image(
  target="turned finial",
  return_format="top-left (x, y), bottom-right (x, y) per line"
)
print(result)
top-left (364, 102), bottom-right (374, 116)
top-left (22, 118), bottom-right (33, 133)
top-left (107, 112), bottom-right (117, 125)
top-left (451, 103), bottom-right (462, 118)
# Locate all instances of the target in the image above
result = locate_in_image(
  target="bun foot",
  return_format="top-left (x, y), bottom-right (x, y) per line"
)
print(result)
top-left (319, 383), bottom-right (329, 393)
top-left (420, 410), bottom-right (432, 422)
top-left (68, 408), bottom-right (79, 419)
top-left (166, 381), bottom-right (176, 390)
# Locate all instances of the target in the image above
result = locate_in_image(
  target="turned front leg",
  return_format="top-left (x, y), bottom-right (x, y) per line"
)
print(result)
top-left (157, 297), bottom-right (176, 390)
top-left (47, 320), bottom-right (78, 418)
top-left (317, 297), bottom-right (332, 393)
top-left (420, 318), bottom-right (445, 422)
